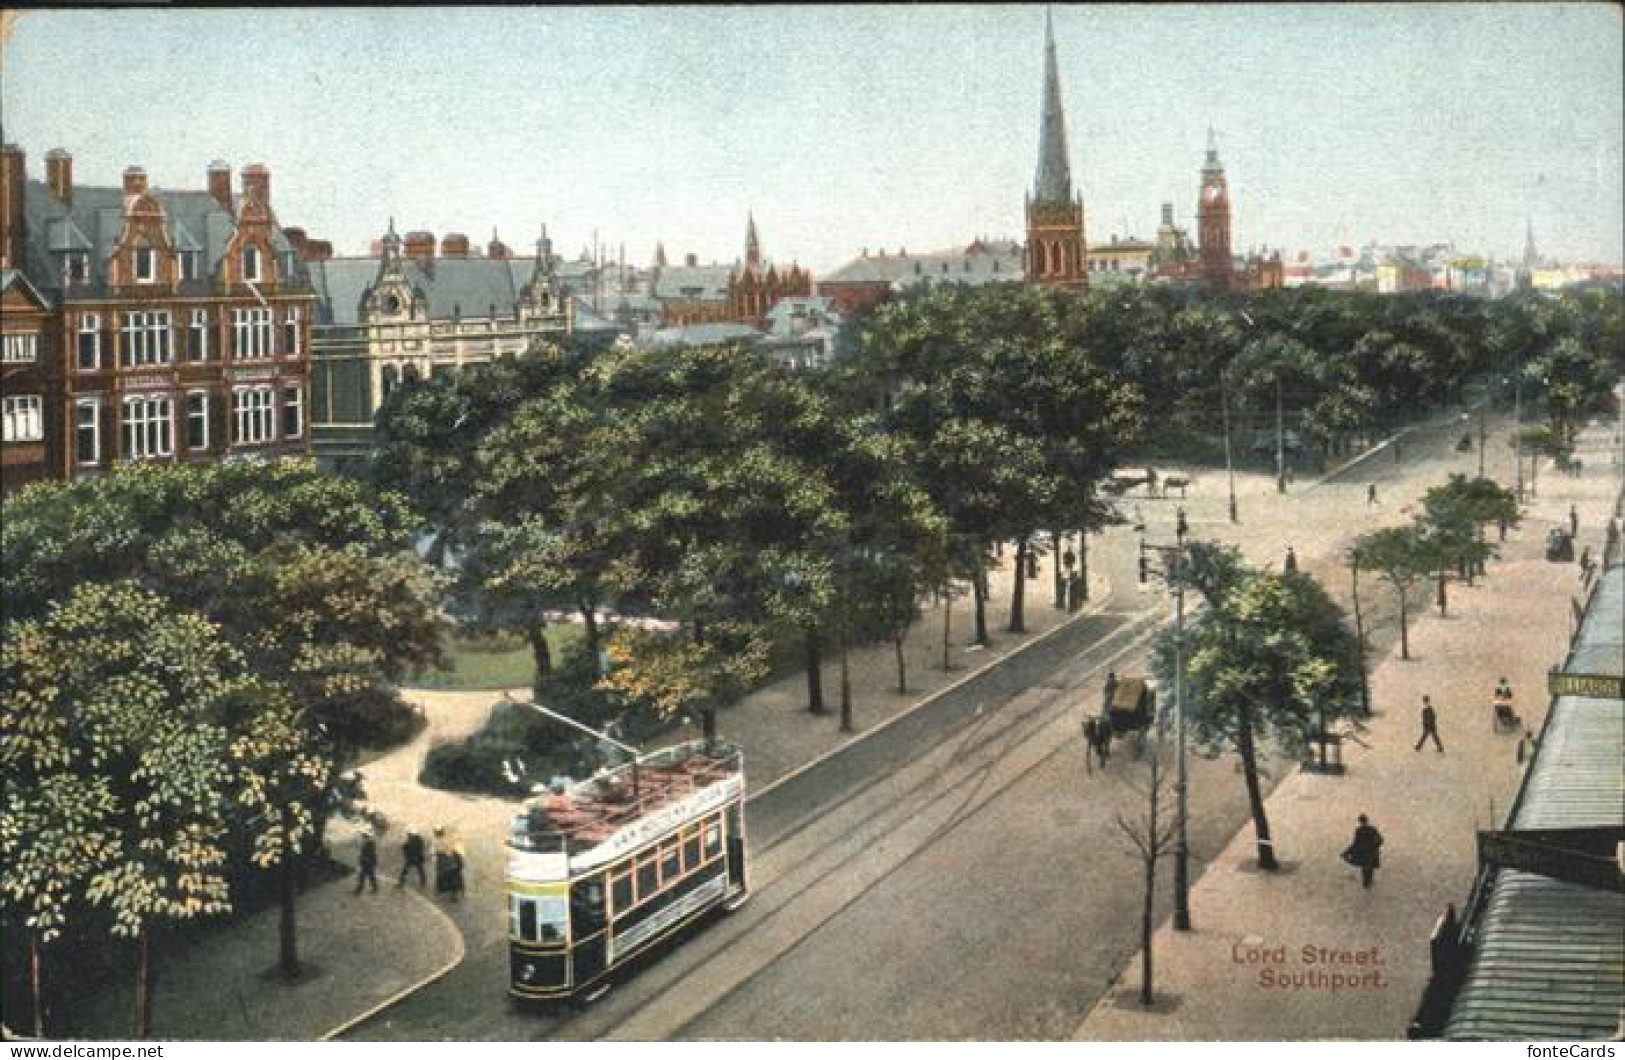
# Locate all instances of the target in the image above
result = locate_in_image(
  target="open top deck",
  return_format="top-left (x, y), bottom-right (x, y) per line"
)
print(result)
top-left (508, 740), bottom-right (743, 858)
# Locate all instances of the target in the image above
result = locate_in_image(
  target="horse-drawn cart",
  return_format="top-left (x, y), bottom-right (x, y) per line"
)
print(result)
top-left (1107, 676), bottom-right (1157, 756)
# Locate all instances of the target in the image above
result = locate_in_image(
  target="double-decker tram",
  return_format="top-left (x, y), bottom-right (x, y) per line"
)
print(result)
top-left (505, 740), bottom-right (747, 1003)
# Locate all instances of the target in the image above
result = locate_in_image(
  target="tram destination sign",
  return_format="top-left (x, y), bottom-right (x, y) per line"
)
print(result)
top-left (1546, 671), bottom-right (1625, 700)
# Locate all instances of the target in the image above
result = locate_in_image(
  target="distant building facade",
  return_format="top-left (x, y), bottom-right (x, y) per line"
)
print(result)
top-left (817, 239), bottom-right (1024, 316)
top-left (303, 221), bottom-right (573, 469)
top-left (0, 144), bottom-right (314, 491)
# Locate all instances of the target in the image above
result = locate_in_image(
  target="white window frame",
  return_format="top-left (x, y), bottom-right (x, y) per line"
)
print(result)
top-left (120, 395), bottom-right (173, 460)
top-left (135, 246), bottom-right (158, 284)
top-left (280, 385), bottom-right (303, 440)
top-left (120, 311), bottom-right (173, 367)
top-left (185, 391), bottom-right (209, 451)
top-left (243, 245), bottom-right (261, 283)
top-left (75, 398), bottom-right (101, 465)
top-left (282, 307), bottom-right (302, 356)
top-left (232, 307), bottom-right (273, 359)
top-left (231, 386), bottom-right (275, 445)
top-left (64, 252), bottom-right (89, 286)
top-left (77, 314), bottom-right (102, 371)
top-left (2, 394), bottom-right (43, 443)
top-left (2, 333), bottom-right (39, 363)
top-left (188, 309), bottom-right (211, 361)
top-left (179, 251), bottom-right (200, 282)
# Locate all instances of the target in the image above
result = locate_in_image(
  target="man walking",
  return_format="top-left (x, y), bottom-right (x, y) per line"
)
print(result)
top-left (1343, 814), bottom-right (1384, 888)
top-left (354, 830), bottom-right (379, 895)
top-left (1570, 504), bottom-right (1580, 539)
top-left (398, 827), bottom-right (427, 888)
top-left (1367, 484), bottom-right (1378, 507)
top-left (1284, 546), bottom-right (1299, 574)
top-left (1414, 695), bottom-right (1444, 752)
top-left (1516, 729), bottom-right (1539, 766)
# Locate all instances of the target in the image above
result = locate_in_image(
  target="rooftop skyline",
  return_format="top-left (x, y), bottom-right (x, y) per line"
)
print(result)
top-left (2, 4), bottom-right (1620, 273)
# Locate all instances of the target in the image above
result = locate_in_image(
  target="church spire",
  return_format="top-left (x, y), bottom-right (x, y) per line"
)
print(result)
top-left (744, 212), bottom-right (762, 270)
top-left (1522, 216), bottom-right (1539, 268)
top-left (1032, 7), bottom-right (1073, 206)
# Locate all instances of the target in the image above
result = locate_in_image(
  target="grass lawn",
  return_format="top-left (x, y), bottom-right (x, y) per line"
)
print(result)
top-left (405, 623), bottom-right (586, 691)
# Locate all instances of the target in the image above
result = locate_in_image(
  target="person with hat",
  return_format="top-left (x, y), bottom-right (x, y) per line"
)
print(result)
top-left (354, 829), bottom-right (379, 895)
top-left (398, 827), bottom-right (427, 888)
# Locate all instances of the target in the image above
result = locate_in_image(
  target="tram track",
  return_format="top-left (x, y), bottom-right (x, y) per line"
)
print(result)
top-left (557, 609), bottom-right (1168, 1041)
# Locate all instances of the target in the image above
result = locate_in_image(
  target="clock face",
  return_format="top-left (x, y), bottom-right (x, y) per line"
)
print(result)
top-left (1204, 186), bottom-right (1223, 204)
top-left (383, 294), bottom-right (401, 314)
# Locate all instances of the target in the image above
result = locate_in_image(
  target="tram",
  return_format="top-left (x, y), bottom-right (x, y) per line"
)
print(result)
top-left (505, 739), bottom-right (748, 1003)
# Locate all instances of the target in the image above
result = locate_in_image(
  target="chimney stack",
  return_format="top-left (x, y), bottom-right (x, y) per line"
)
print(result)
top-left (208, 161), bottom-right (232, 212)
top-left (45, 149), bottom-right (73, 205)
top-left (404, 231), bottom-right (435, 261)
top-left (488, 229), bottom-right (511, 259)
top-left (0, 144), bottom-right (24, 270)
top-left (123, 165), bottom-right (148, 197)
top-left (284, 227), bottom-right (309, 259)
top-left (1161, 203), bottom-right (1174, 226)
top-left (240, 163), bottom-right (270, 205)
top-left (684, 252), bottom-right (698, 267)
top-left (440, 233), bottom-right (470, 258)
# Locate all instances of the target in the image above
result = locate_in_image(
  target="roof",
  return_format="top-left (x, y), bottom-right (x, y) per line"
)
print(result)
top-left (1443, 565), bottom-right (1624, 1041)
top-left (820, 244), bottom-right (1026, 288)
top-left (309, 255), bottom-right (554, 327)
top-left (1, 268), bottom-right (52, 310)
top-left (651, 264), bottom-right (733, 301)
top-left (643, 322), bottom-right (761, 349)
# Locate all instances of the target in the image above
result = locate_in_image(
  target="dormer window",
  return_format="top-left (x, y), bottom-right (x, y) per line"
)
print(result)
top-left (64, 253), bottom-right (89, 286)
top-left (135, 246), bottom-right (157, 283)
top-left (243, 245), bottom-right (261, 283)
top-left (179, 251), bottom-right (200, 281)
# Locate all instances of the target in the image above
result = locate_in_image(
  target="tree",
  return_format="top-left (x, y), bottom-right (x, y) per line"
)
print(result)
top-left (1113, 748), bottom-right (1178, 1008)
top-left (1159, 561), bottom-right (1363, 870)
top-left (1351, 526), bottom-right (1431, 660)
top-left (3, 583), bottom-right (243, 1038)
top-left (1421, 475), bottom-right (1516, 590)
top-left (597, 625), bottom-right (770, 747)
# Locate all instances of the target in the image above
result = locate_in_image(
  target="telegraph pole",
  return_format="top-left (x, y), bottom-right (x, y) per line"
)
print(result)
top-left (1223, 386), bottom-right (1238, 522)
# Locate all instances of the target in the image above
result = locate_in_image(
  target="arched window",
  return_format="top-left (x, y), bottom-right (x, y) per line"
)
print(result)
top-left (243, 245), bottom-right (262, 283)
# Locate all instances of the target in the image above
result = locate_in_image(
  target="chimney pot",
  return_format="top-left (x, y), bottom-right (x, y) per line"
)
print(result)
top-left (208, 161), bottom-right (232, 212)
top-left (240, 163), bottom-right (270, 205)
top-left (45, 149), bottom-right (73, 205)
top-left (123, 166), bottom-right (148, 196)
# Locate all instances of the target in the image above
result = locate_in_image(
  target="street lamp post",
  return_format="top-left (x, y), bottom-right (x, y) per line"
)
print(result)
top-left (1275, 376), bottom-right (1287, 494)
top-left (1513, 373), bottom-right (1525, 501)
top-left (1222, 385), bottom-right (1238, 522)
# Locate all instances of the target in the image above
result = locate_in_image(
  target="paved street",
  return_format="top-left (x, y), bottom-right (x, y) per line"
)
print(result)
top-left (326, 397), bottom-right (1625, 1042)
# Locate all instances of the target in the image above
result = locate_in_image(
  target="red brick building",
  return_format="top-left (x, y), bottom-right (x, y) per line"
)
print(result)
top-left (0, 144), bottom-right (314, 491)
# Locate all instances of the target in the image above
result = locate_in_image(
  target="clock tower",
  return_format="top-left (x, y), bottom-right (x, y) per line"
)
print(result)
top-left (1197, 129), bottom-right (1233, 291)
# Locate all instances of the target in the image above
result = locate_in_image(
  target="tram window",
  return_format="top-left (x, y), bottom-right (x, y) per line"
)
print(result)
top-left (704, 819), bottom-right (723, 858)
top-left (660, 840), bottom-right (681, 882)
top-left (683, 831), bottom-right (702, 870)
top-left (518, 900), bottom-right (538, 942)
top-left (535, 896), bottom-right (569, 943)
top-left (611, 870), bottom-right (633, 913)
top-left (636, 856), bottom-right (659, 902)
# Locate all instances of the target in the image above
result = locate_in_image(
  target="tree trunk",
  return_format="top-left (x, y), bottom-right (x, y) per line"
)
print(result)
top-left (1398, 593), bottom-right (1411, 661)
top-left (1140, 857), bottom-right (1156, 1007)
top-left (972, 566), bottom-right (990, 646)
top-left (1436, 569), bottom-right (1448, 616)
top-left (1052, 530), bottom-right (1066, 609)
top-left (526, 616), bottom-right (553, 677)
top-left (30, 930), bottom-right (44, 1038)
top-left (1008, 537), bottom-right (1028, 633)
top-left (1351, 563), bottom-right (1371, 715)
top-left (893, 631), bottom-right (908, 693)
top-left (701, 704), bottom-right (717, 748)
top-left (578, 602), bottom-right (601, 669)
top-left (279, 813), bottom-right (300, 980)
top-left (134, 923), bottom-right (152, 1039)
top-left (804, 628), bottom-right (826, 714)
top-left (1079, 531), bottom-right (1090, 603)
top-left (1236, 704), bottom-right (1279, 870)
top-left (838, 623), bottom-right (853, 733)
top-left (941, 585), bottom-right (954, 671)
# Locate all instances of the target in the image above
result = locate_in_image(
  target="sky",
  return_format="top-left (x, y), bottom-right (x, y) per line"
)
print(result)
top-left (2, 4), bottom-right (1621, 273)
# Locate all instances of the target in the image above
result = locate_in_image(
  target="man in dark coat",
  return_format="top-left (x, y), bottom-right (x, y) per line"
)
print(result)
top-left (1344, 814), bottom-right (1384, 888)
top-left (398, 828), bottom-right (427, 888)
top-left (354, 831), bottom-right (379, 895)
top-left (1414, 695), bottom-right (1443, 752)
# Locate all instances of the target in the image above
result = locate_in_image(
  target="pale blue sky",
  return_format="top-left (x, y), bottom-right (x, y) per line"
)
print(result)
top-left (3, 4), bottom-right (1620, 272)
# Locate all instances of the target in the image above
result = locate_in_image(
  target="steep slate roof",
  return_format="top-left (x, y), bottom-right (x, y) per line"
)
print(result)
top-left (820, 244), bottom-right (1025, 288)
top-left (651, 264), bottom-right (733, 301)
top-left (20, 179), bottom-right (305, 295)
top-left (310, 256), bottom-right (556, 327)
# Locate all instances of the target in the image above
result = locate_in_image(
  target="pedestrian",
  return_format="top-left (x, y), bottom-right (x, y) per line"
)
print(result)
top-left (1283, 546), bottom-right (1298, 574)
top-left (1092, 717), bottom-right (1113, 767)
top-left (1414, 695), bottom-right (1444, 753)
top-left (1367, 484), bottom-right (1378, 507)
top-left (1102, 671), bottom-right (1119, 713)
top-left (446, 839), bottom-right (467, 900)
top-left (1516, 729), bottom-right (1539, 766)
top-left (1570, 504), bottom-right (1579, 538)
top-left (433, 827), bottom-right (453, 896)
top-left (354, 830), bottom-right (379, 895)
top-left (398, 827), bottom-right (427, 888)
top-left (1082, 717), bottom-right (1099, 775)
top-left (1342, 814), bottom-right (1384, 888)
top-left (1497, 515), bottom-right (1509, 542)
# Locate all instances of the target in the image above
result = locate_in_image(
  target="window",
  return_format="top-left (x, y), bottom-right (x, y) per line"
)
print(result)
top-left (635, 856), bottom-right (658, 903)
top-left (610, 870), bottom-right (633, 914)
top-left (77, 314), bottom-right (102, 371)
top-left (511, 896), bottom-right (568, 944)
top-left (683, 829), bottom-right (701, 870)
top-left (280, 386), bottom-right (302, 440)
top-left (186, 392), bottom-right (208, 450)
top-left (121, 395), bottom-right (173, 459)
top-left (64, 253), bottom-right (88, 285)
top-left (188, 309), bottom-right (211, 361)
top-left (660, 839), bottom-right (681, 884)
top-left (231, 386), bottom-right (275, 444)
top-left (75, 400), bottom-right (101, 464)
top-left (231, 308), bottom-right (272, 359)
top-left (179, 251), bottom-right (200, 282)
top-left (703, 819), bottom-right (723, 859)
top-left (282, 307), bottom-right (301, 355)
top-left (2, 395), bottom-right (43, 442)
top-left (120, 311), bottom-right (173, 367)
top-left (242, 245), bottom-right (261, 283)
top-left (135, 246), bottom-right (157, 283)
top-left (2, 333), bottom-right (38, 363)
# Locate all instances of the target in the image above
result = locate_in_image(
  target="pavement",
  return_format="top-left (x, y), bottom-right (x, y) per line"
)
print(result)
top-left (1075, 410), bottom-right (1624, 1041)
